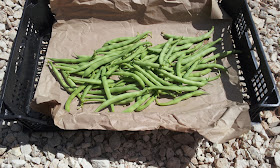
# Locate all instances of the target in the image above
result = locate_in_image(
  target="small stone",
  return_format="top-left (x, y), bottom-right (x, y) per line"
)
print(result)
top-left (58, 159), bottom-right (69, 168)
top-left (81, 142), bottom-right (91, 148)
top-left (13, 10), bottom-right (22, 19)
top-left (20, 144), bottom-right (32, 155)
top-left (56, 152), bottom-right (65, 160)
top-left (143, 135), bottom-right (150, 142)
top-left (267, 116), bottom-right (280, 127)
top-left (11, 160), bottom-right (26, 168)
top-left (172, 133), bottom-right (194, 145)
top-left (1, 163), bottom-right (12, 168)
top-left (141, 149), bottom-right (151, 157)
top-left (166, 157), bottom-right (180, 168)
top-left (215, 158), bottom-right (229, 168)
top-left (267, 8), bottom-right (280, 17)
top-left (75, 149), bottom-right (85, 156)
top-left (190, 157), bottom-right (198, 165)
top-left (0, 23), bottom-right (5, 32)
top-left (275, 151), bottom-right (280, 167)
top-left (94, 135), bottom-right (104, 143)
top-left (270, 53), bottom-right (278, 62)
top-left (259, 10), bottom-right (268, 19)
top-left (265, 148), bottom-right (275, 157)
top-left (31, 157), bottom-right (41, 164)
top-left (248, 146), bottom-right (262, 160)
top-left (50, 159), bottom-right (59, 168)
top-left (204, 157), bottom-right (214, 164)
top-left (253, 134), bottom-right (264, 148)
top-left (79, 158), bottom-right (93, 168)
top-left (68, 157), bottom-right (79, 168)
top-left (159, 148), bottom-right (166, 157)
top-left (91, 158), bottom-right (110, 168)
top-left (267, 126), bottom-right (280, 136)
top-left (181, 145), bottom-right (195, 158)
top-left (249, 159), bottom-right (259, 167)
top-left (263, 111), bottom-right (273, 119)
top-left (109, 133), bottom-right (121, 150)
top-left (10, 147), bottom-right (21, 156)
top-left (0, 11), bottom-right (7, 23)
top-left (213, 144), bottom-right (223, 154)
top-left (89, 146), bottom-right (102, 158)
top-left (0, 41), bottom-right (7, 50)
top-left (197, 155), bottom-right (205, 162)
top-left (234, 159), bottom-right (249, 168)
top-left (166, 148), bottom-right (174, 159)
top-left (48, 133), bottom-right (61, 147)
top-left (24, 154), bottom-right (32, 161)
top-left (0, 145), bottom-right (7, 155)
top-left (31, 145), bottom-right (40, 157)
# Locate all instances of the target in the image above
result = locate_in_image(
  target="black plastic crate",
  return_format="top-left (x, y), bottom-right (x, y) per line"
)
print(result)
top-left (0, 0), bottom-right (279, 131)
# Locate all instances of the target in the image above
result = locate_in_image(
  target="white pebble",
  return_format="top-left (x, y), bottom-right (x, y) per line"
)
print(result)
top-left (0, 23), bottom-right (5, 32)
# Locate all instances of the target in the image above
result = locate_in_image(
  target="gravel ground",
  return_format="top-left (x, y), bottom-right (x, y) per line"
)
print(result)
top-left (0, 0), bottom-right (280, 167)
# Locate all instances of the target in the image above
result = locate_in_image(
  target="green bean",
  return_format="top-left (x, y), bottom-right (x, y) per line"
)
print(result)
top-left (105, 65), bottom-right (119, 76)
top-left (195, 38), bottom-right (222, 54)
top-left (185, 76), bottom-right (207, 81)
top-left (189, 68), bottom-right (212, 77)
top-left (133, 64), bottom-right (163, 86)
top-left (142, 54), bottom-right (158, 61)
top-left (112, 45), bottom-right (146, 65)
top-left (95, 89), bottom-right (148, 112)
top-left (173, 43), bottom-right (193, 52)
top-left (82, 99), bottom-right (106, 103)
top-left (194, 63), bottom-right (227, 71)
top-left (112, 71), bottom-right (145, 88)
top-left (157, 69), bottom-right (207, 87)
top-left (83, 55), bottom-right (121, 77)
top-left (134, 71), bottom-right (155, 87)
top-left (201, 50), bottom-right (241, 64)
top-left (147, 85), bottom-right (198, 92)
top-left (140, 50), bottom-right (149, 59)
top-left (61, 71), bottom-right (76, 88)
top-left (81, 70), bottom-right (101, 99)
top-left (168, 42), bottom-right (203, 63)
top-left (183, 60), bottom-right (200, 79)
top-left (147, 47), bottom-right (162, 53)
top-left (96, 31), bottom-right (151, 52)
top-left (181, 47), bottom-right (216, 65)
top-left (69, 76), bottom-right (114, 85)
top-left (159, 38), bottom-right (173, 65)
top-left (56, 63), bottom-right (79, 68)
top-left (88, 84), bottom-right (139, 95)
top-left (115, 97), bottom-right (135, 105)
top-left (103, 36), bottom-right (133, 47)
top-left (146, 56), bottom-right (159, 63)
top-left (101, 67), bottom-right (114, 112)
top-left (156, 90), bottom-right (206, 106)
top-left (85, 95), bottom-right (106, 99)
top-left (65, 85), bottom-right (86, 112)
top-left (135, 94), bottom-right (157, 112)
top-left (134, 61), bottom-right (174, 72)
top-left (48, 62), bottom-right (75, 93)
top-left (75, 55), bottom-right (92, 59)
top-left (146, 70), bottom-right (173, 86)
top-left (49, 56), bottom-right (93, 63)
top-left (162, 26), bottom-right (214, 41)
top-left (176, 54), bottom-right (184, 77)
top-left (164, 39), bottom-right (181, 63)
top-left (54, 66), bottom-right (87, 76)
top-left (207, 73), bottom-right (221, 82)
top-left (110, 44), bottom-right (134, 52)
top-left (123, 94), bottom-right (152, 113)
top-left (181, 56), bottom-right (201, 72)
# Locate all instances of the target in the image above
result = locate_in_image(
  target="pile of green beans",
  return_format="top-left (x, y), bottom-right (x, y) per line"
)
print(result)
top-left (48, 27), bottom-right (241, 113)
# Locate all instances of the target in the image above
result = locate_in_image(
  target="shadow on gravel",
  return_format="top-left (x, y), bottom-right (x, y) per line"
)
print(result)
top-left (0, 121), bottom-right (203, 168)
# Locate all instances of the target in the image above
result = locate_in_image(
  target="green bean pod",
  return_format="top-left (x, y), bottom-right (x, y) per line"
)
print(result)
top-left (135, 94), bottom-right (157, 112)
top-left (123, 94), bottom-right (152, 113)
top-left (95, 90), bottom-right (148, 112)
top-left (156, 90), bottom-right (206, 106)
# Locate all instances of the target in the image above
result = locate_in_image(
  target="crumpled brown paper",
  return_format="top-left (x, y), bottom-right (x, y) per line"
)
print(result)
top-left (32, 0), bottom-right (251, 143)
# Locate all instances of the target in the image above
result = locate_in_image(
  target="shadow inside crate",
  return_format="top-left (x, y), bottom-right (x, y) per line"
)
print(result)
top-left (1, 121), bottom-right (207, 168)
